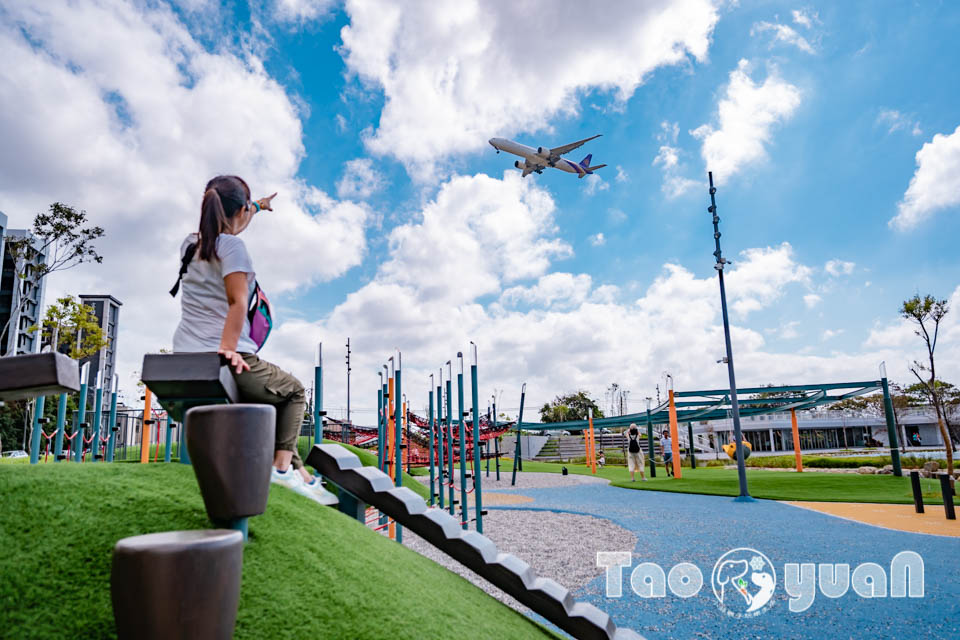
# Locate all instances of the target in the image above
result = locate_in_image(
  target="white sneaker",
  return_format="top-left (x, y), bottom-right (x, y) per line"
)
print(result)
top-left (299, 475), bottom-right (339, 506)
top-left (271, 465), bottom-right (303, 489)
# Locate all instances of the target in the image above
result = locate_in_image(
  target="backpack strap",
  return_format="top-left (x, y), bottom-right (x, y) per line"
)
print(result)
top-left (169, 243), bottom-right (197, 297)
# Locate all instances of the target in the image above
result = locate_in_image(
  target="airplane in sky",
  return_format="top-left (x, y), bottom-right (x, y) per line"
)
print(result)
top-left (488, 134), bottom-right (607, 178)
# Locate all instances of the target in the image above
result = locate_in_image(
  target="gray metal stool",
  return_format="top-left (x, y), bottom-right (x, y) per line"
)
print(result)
top-left (111, 529), bottom-right (244, 640)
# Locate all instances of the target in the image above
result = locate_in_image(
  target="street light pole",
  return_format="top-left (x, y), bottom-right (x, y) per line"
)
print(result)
top-left (708, 171), bottom-right (753, 501)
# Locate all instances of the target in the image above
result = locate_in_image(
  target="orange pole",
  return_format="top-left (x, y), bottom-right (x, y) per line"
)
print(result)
top-left (140, 388), bottom-right (152, 464)
top-left (668, 389), bottom-right (682, 478)
top-left (791, 408), bottom-right (803, 472)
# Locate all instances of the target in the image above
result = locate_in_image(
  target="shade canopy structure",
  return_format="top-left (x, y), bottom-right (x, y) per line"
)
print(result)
top-left (515, 380), bottom-right (884, 432)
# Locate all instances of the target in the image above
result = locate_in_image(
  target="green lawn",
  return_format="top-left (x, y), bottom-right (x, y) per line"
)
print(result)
top-left (507, 458), bottom-right (947, 505)
top-left (0, 463), bottom-right (555, 639)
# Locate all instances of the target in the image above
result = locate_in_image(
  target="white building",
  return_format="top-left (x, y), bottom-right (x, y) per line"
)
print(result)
top-left (0, 227), bottom-right (47, 356)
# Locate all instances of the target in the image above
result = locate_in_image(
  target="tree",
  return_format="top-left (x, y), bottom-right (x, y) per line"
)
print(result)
top-left (30, 295), bottom-right (109, 359)
top-left (904, 380), bottom-right (960, 445)
top-left (539, 391), bottom-right (604, 423)
top-left (0, 203), bottom-right (104, 355)
top-left (901, 294), bottom-right (954, 475)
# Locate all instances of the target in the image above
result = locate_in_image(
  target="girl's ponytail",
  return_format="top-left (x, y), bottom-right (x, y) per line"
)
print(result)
top-left (199, 188), bottom-right (224, 261)
top-left (197, 175), bottom-right (251, 261)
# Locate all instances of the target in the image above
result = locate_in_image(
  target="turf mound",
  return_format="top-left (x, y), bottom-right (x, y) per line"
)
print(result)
top-left (0, 463), bottom-right (554, 639)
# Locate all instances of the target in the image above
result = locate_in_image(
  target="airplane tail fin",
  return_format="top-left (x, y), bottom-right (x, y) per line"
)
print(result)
top-left (579, 153), bottom-right (593, 168)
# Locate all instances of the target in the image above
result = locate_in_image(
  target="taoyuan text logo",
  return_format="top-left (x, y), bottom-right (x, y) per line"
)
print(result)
top-left (597, 549), bottom-right (924, 615)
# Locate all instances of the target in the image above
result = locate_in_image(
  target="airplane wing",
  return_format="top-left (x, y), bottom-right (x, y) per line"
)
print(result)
top-left (550, 134), bottom-right (602, 157)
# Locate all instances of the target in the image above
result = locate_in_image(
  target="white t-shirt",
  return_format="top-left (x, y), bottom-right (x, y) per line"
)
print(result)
top-left (661, 436), bottom-right (672, 455)
top-left (172, 233), bottom-right (259, 354)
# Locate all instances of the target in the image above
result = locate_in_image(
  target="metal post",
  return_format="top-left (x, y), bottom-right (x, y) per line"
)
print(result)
top-left (377, 372), bottom-right (384, 469)
top-left (880, 363), bottom-right (903, 477)
top-left (394, 352), bottom-right (403, 542)
top-left (91, 372), bottom-right (104, 462)
top-left (909, 471), bottom-right (924, 513)
top-left (345, 339), bottom-right (351, 425)
top-left (53, 393), bottom-right (67, 462)
top-left (107, 375), bottom-right (119, 463)
top-left (790, 408), bottom-right (803, 472)
top-left (511, 383), bottom-right (527, 486)
top-left (645, 398), bottom-right (656, 477)
top-left (75, 363), bottom-right (90, 462)
top-left (315, 344), bottom-right (323, 447)
top-left (939, 473), bottom-right (955, 520)
top-left (28, 396), bottom-right (45, 464)
top-left (446, 362), bottom-right (455, 514)
top-left (470, 342), bottom-right (482, 533)
top-left (493, 397), bottom-right (500, 480)
top-left (428, 381), bottom-right (435, 506)
top-left (667, 379), bottom-right (681, 478)
top-left (436, 373), bottom-right (445, 509)
top-left (486, 404), bottom-right (491, 478)
top-left (687, 422), bottom-right (696, 469)
top-left (708, 172), bottom-right (752, 501)
top-left (457, 353), bottom-right (468, 529)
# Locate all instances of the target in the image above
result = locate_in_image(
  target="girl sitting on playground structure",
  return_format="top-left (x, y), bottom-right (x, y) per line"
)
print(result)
top-left (171, 174), bottom-right (336, 505)
top-left (626, 424), bottom-right (647, 482)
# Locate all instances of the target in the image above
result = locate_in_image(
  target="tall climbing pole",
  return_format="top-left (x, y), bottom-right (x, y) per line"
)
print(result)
top-left (428, 376), bottom-right (435, 506)
top-left (708, 171), bottom-right (752, 500)
top-left (469, 342), bottom-right (483, 533)
top-left (393, 351), bottom-right (403, 542)
top-left (436, 371), bottom-right (445, 510)
top-left (456, 353), bottom-right (468, 529)
top-left (445, 361), bottom-right (455, 515)
top-left (511, 383), bottom-right (527, 486)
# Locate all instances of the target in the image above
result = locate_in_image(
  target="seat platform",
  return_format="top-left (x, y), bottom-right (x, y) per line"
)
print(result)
top-left (141, 353), bottom-right (239, 422)
top-left (0, 352), bottom-right (80, 401)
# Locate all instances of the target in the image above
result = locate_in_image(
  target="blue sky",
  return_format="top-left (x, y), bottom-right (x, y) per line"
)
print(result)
top-left (1, 1), bottom-right (958, 416)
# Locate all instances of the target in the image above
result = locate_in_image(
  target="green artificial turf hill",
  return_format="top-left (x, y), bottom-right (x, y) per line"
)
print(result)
top-left (508, 459), bottom-right (947, 504)
top-left (0, 463), bottom-right (554, 639)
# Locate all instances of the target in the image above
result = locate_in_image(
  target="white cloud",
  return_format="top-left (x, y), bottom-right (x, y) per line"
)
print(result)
top-left (824, 259), bottom-right (855, 277)
top-left (876, 109), bottom-right (922, 136)
top-left (653, 121), bottom-right (699, 198)
top-left (779, 320), bottom-right (800, 339)
top-left (691, 60), bottom-right (801, 182)
top-left (791, 9), bottom-right (817, 28)
top-left (336, 158), bottom-right (386, 200)
top-left (274, 0), bottom-right (336, 23)
top-left (615, 166), bottom-right (628, 182)
top-left (822, 328), bottom-right (844, 341)
top-left (338, 0), bottom-right (721, 175)
top-left (0, 0), bottom-right (369, 397)
top-left (501, 273), bottom-right (593, 310)
top-left (335, 113), bottom-right (348, 133)
top-left (608, 208), bottom-right (627, 224)
top-left (804, 293), bottom-right (822, 308)
top-left (890, 125), bottom-right (960, 230)
top-left (589, 233), bottom-right (606, 247)
top-left (583, 174), bottom-right (609, 196)
top-left (751, 21), bottom-right (815, 54)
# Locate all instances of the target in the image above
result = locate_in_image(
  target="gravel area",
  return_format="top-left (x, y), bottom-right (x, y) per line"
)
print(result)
top-left (399, 502), bottom-right (636, 616)
top-left (418, 469), bottom-right (610, 490)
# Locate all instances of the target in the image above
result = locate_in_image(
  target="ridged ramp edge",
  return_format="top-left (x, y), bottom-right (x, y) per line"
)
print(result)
top-left (306, 444), bottom-right (645, 640)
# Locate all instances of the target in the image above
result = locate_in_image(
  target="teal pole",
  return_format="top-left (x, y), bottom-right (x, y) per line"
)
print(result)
top-left (436, 371), bottom-right (445, 510)
top-left (90, 373), bottom-right (104, 462)
top-left (646, 401), bottom-right (656, 477)
top-left (428, 382), bottom-right (435, 506)
top-left (377, 375), bottom-right (384, 469)
top-left (314, 344), bottom-right (323, 448)
top-left (486, 405), bottom-right (491, 477)
top-left (446, 363), bottom-right (455, 515)
top-left (53, 393), bottom-right (67, 462)
top-left (28, 396), bottom-right (46, 464)
top-left (379, 368), bottom-right (388, 527)
top-left (456, 353), bottom-right (468, 529)
top-left (73, 364), bottom-right (89, 462)
top-left (106, 375), bottom-right (118, 462)
top-left (394, 354), bottom-right (403, 542)
top-left (164, 420), bottom-right (173, 463)
top-left (880, 365), bottom-right (902, 477)
top-left (469, 343), bottom-right (482, 533)
top-left (510, 383), bottom-right (527, 486)
top-left (493, 399), bottom-right (500, 480)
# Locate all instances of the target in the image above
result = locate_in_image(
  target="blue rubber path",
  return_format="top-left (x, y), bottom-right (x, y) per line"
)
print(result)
top-left (489, 483), bottom-right (960, 639)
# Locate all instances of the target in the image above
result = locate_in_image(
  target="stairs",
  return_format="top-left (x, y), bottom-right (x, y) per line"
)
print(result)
top-left (307, 444), bottom-right (644, 640)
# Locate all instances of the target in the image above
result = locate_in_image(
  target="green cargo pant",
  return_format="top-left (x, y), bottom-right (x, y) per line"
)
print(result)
top-left (233, 354), bottom-right (307, 469)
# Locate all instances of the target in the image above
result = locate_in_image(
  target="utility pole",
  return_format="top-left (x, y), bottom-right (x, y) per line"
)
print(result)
top-left (345, 338), bottom-right (351, 445)
top-left (708, 171), bottom-right (752, 501)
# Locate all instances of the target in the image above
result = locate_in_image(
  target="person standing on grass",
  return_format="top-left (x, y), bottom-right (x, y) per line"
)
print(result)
top-left (661, 429), bottom-right (673, 477)
top-left (171, 174), bottom-right (336, 505)
top-left (626, 424), bottom-right (647, 482)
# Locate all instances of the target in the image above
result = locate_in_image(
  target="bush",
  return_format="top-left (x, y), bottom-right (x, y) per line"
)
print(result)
top-left (744, 454), bottom-right (949, 469)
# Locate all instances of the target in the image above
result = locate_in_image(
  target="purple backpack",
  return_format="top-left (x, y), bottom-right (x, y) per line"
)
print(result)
top-left (170, 243), bottom-right (273, 352)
